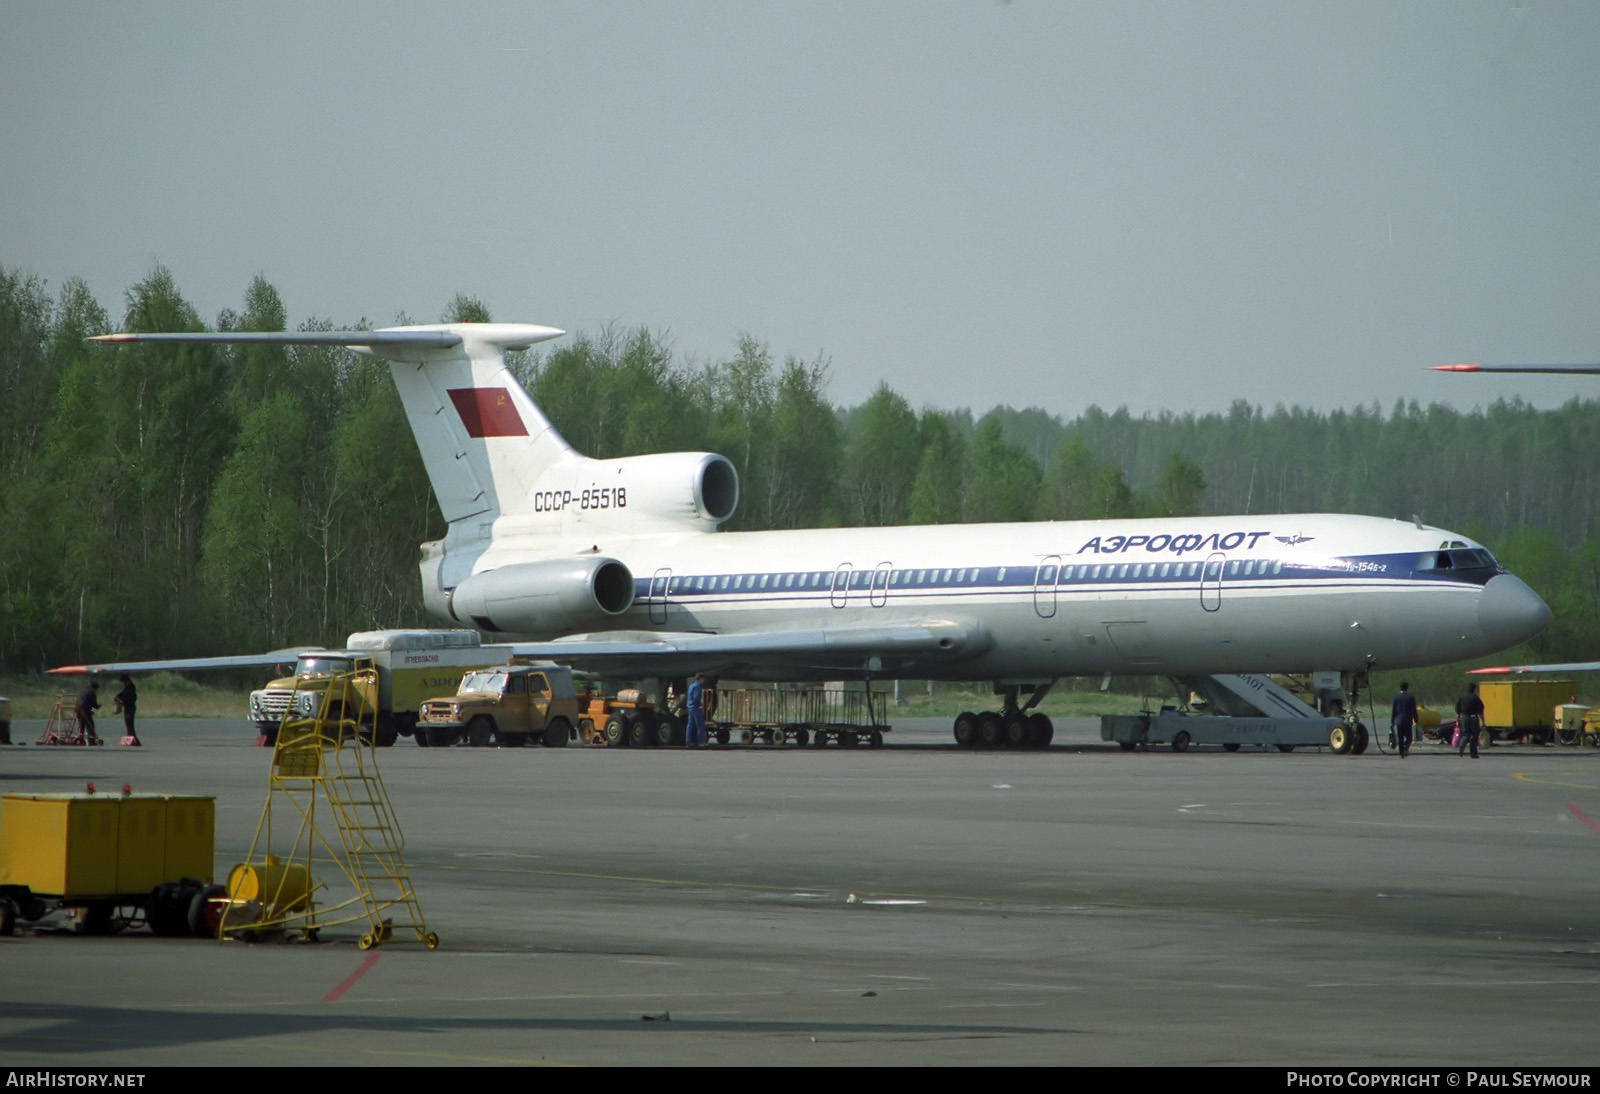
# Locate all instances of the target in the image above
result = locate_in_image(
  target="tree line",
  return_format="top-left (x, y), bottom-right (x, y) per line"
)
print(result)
top-left (1, 264), bottom-right (1596, 673)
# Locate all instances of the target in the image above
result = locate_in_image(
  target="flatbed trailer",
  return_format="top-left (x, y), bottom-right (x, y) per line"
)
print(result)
top-left (709, 687), bottom-right (890, 748)
top-left (1102, 711), bottom-right (1354, 753)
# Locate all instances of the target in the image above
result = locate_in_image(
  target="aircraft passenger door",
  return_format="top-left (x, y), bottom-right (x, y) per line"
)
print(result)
top-left (649, 568), bottom-right (672, 625)
top-left (831, 564), bottom-right (852, 609)
top-left (1200, 552), bottom-right (1224, 612)
top-left (1033, 555), bottom-right (1061, 619)
top-left (870, 562), bottom-right (892, 608)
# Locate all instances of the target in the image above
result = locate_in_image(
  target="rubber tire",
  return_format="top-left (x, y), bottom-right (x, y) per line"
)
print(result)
top-left (1329, 724), bottom-right (1353, 755)
top-left (651, 712), bottom-right (678, 747)
top-left (543, 717), bottom-right (571, 748)
top-left (467, 717), bottom-right (494, 748)
top-left (977, 712), bottom-right (1003, 749)
top-left (605, 713), bottom-right (630, 747)
top-left (1352, 723), bottom-right (1370, 755)
top-left (952, 711), bottom-right (979, 748)
top-left (1171, 730), bottom-right (1191, 753)
top-left (1028, 713), bottom-right (1054, 749)
top-left (1223, 742), bottom-right (1241, 753)
top-left (1002, 715), bottom-right (1030, 749)
top-left (628, 715), bottom-right (653, 748)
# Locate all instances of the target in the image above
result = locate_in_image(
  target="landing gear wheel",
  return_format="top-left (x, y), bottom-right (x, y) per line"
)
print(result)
top-left (977, 712), bottom-right (1003, 749)
top-left (1352, 723), bottom-right (1370, 755)
top-left (1002, 714), bottom-right (1030, 749)
top-left (1028, 713), bottom-right (1054, 748)
top-left (1170, 730), bottom-right (1191, 753)
top-left (953, 711), bottom-right (978, 748)
top-left (1329, 723), bottom-right (1353, 755)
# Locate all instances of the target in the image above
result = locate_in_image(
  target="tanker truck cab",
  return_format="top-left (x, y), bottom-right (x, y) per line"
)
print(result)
top-left (418, 664), bottom-right (579, 749)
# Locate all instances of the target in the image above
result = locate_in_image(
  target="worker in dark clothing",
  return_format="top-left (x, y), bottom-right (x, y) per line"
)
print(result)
top-left (1455, 682), bottom-right (1483, 759)
top-left (1391, 681), bottom-right (1419, 759)
top-left (114, 674), bottom-right (139, 745)
top-left (74, 681), bottom-right (102, 745)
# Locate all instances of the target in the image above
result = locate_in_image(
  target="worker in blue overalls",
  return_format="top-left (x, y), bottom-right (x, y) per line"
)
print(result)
top-left (686, 674), bottom-right (708, 749)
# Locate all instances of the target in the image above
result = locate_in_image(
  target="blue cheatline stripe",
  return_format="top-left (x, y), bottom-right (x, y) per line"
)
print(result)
top-left (631, 553), bottom-right (1497, 601)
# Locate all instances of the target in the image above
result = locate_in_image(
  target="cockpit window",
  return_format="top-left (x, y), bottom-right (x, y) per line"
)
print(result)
top-left (1415, 549), bottom-right (1499, 573)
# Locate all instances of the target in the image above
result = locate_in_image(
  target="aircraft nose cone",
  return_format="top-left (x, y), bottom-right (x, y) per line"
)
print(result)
top-left (1478, 574), bottom-right (1552, 651)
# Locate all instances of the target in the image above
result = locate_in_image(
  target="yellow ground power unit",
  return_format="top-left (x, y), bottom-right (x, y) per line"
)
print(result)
top-left (0, 792), bottom-right (214, 900)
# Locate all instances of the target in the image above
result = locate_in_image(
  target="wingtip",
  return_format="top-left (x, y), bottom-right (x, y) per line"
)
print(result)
top-left (1431, 363), bottom-right (1481, 372)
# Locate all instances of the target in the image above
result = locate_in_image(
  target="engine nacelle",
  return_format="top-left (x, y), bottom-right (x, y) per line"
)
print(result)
top-left (592, 451), bottom-right (738, 530)
top-left (447, 557), bottom-right (635, 637)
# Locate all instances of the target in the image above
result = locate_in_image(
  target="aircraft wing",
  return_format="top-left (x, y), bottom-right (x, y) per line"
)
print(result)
top-left (1468, 662), bottom-right (1600, 676)
top-left (48, 648), bottom-right (325, 676)
top-left (508, 619), bottom-right (990, 679)
top-left (1433, 364), bottom-right (1600, 375)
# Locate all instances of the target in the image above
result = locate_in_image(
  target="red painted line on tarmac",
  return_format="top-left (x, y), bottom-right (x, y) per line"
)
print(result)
top-left (1566, 802), bottom-right (1600, 836)
top-left (324, 952), bottom-right (380, 1002)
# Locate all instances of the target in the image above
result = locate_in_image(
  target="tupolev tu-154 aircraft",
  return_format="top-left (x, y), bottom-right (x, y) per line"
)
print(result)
top-left (61, 323), bottom-right (1553, 745)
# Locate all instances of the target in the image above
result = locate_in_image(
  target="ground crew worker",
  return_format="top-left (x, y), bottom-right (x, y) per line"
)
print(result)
top-left (114, 674), bottom-right (139, 745)
top-left (75, 681), bottom-right (102, 745)
top-left (686, 674), bottom-right (708, 748)
top-left (1455, 682), bottom-right (1483, 759)
top-left (1391, 681), bottom-right (1419, 759)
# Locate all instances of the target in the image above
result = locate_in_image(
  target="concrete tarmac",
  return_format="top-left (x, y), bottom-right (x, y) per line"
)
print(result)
top-left (2, 716), bottom-right (1599, 1067)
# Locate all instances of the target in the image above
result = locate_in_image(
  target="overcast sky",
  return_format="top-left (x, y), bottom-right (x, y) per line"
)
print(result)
top-left (4, 1), bottom-right (1598, 418)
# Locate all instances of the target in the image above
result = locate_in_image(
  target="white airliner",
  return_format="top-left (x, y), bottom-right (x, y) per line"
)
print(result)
top-left (63, 323), bottom-right (1552, 744)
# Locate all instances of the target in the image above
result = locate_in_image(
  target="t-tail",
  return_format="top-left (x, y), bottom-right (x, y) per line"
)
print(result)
top-left (91, 323), bottom-right (740, 634)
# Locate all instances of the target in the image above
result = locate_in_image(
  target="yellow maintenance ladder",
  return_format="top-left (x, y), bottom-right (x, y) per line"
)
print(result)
top-left (221, 669), bottom-right (436, 949)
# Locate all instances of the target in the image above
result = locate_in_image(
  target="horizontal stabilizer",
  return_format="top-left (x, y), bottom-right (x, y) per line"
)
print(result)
top-left (1432, 363), bottom-right (1600, 375)
top-left (49, 647), bottom-right (324, 676)
top-left (1469, 661), bottom-right (1600, 675)
top-left (89, 323), bottom-right (565, 355)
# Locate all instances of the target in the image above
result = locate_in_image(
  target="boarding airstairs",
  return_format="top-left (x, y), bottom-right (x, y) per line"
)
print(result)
top-left (221, 669), bottom-right (436, 949)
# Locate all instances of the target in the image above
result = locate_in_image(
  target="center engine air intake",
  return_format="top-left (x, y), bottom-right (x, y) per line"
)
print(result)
top-left (447, 557), bottom-right (635, 637)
